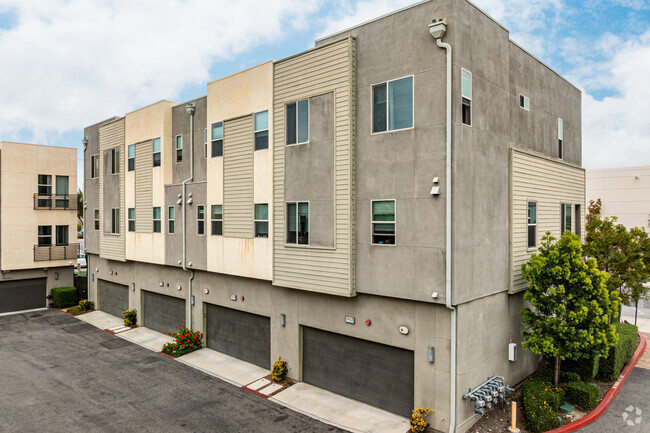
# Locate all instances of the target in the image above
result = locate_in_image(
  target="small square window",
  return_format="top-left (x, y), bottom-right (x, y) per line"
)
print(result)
top-left (372, 200), bottom-right (395, 245)
top-left (254, 203), bottom-right (268, 238)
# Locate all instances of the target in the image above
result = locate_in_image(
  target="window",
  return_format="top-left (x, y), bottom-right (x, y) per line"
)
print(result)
top-left (211, 205), bottom-right (222, 235)
top-left (38, 225), bottom-right (52, 246)
top-left (168, 206), bottom-right (175, 234)
top-left (128, 208), bottom-right (135, 232)
top-left (55, 176), bottom-right (69, 208)
top-left (56, 225), bottom-right (69, 245)
top-left (197, 205), bottom-right (205, 235)
top-left (286, 202), bottom-right (309, 245)
top-left (153, 138), bottom-right (161, 167)
top-left (204, 128), bottom-right (208, 158)
top-left (558, 118), bottom-right (564, 159)
top-left (91, 155), bottom-right (99, 178)
top-left (561, 203), bottom-right (572, 233)
top-left (176, 135), bottom-right (183, 163)
top-left (286, 99), bottom-right (309, 144)
top-left (575, 204), bottom-right (581, 238)
top-left (153, 207), bottom-right (161, 233)
top-left (127, 144), bottom-right (135, 171)
top-left (461, 69), bottom-right (472, 126)
top-left (38, 174), bottom-right (52, 195)
top-left (94, 210), bottom-right (99, 230)
top-left (520, 95), bottom-right (530, 111)
top-left (372, 200), bottom-right (396, 245)
top-left (211, 122), bottom-right (223, 157)
top-left (255, 204), bottom-right (269, 238)
top-left (527, 201), bottom-right (537, 248)
top-left (111, 147), bottom-right (120, 174)
top-left (372, 76), bottom-right (414, 133)
top-left (254, 111), bottom-right (269, 150)
top-left (111, 208), bottom-right (120, 234)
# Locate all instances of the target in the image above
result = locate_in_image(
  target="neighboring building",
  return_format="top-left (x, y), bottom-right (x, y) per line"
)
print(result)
top-left (587, 166), bottom-right (650, 230)
top-left (83, 1), bottom-right (584, 431)
top-left (0, 141), bottom-right (77, 313)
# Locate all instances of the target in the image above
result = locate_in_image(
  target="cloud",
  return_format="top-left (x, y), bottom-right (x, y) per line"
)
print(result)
top-left (317, 0), bottom-right (415, 39)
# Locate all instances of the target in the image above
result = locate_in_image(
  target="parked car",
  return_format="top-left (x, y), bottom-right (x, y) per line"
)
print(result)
top-left (77, 253), bottom-right (87, 269)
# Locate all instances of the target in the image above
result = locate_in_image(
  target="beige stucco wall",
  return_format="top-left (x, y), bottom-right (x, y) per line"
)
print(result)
top-left (0, 142), bottom-right (77, 271)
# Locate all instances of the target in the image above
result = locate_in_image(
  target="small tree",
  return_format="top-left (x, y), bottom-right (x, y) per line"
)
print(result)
top-left (521, 232), bottom-right (620, 385)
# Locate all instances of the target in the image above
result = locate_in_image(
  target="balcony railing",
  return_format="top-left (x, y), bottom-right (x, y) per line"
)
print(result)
top-left (34, 193), bottom-right (78, 210)
top-left (34, 243), bottom-right (78, 261)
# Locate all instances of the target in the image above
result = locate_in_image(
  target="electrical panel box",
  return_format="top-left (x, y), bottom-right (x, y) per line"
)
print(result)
top-left (508, 343), bottom-right (517, 361)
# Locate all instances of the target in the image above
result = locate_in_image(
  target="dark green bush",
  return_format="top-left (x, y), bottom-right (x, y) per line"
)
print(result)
top-left (522, 377), bottom-right (563, 433)
top-left (598, 322), bottom-right (638, 381)
top-left (563, 356), bottom-right (600, 381)
top-left (563, 381), bottom-right (599, 411)
top-left (531, 368), bottom-right (554, 384)
top-left (51, 287), bottom-right (78, 308)
top-left (66, 305), bottom-right (84, 316)
top-left (560, 371), bottom-right (582, 384)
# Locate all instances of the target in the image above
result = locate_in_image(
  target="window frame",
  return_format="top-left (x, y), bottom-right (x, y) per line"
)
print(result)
top-left (197, 205), bottom-right (205, 236)
top-left (127, 144), bottom-right (135, 171)
top-left (110, 208), bottom-right (120, 234)
top-left (168, 206), bottom-right (175, 234)
top-left (210, 204), bottom-right (223, 236)
top-left (152, 137), bottom-right (161, 167)
top-left (519, 94), bottom-right (530, 111)
top-left (211, 121), bottom-right (223, 158)
top-left (561, 203), bottom-right (572, 234)
top-left (128, 208), bottom-right (135, 232)
top-left (285, 201), bottom-right (309, 246)
top-left (91, 155), bottom-right (99, 178)
top-left (175, 134), bottom-right (183, 163)
top-left (371, 199), bottom-right (396, 246)
top-left (371, 75), bottom-right (415, 135)
top-left (204, 128), bottom-right (208, 158)
top-left (461, 69), bottom-right (472, 126)
top-left (254, 203), bottom-right (269, 238)
top-left (254, 110), bottom-right (269, 151)
top-left (558, 118), bottom-right (564, 160)
top-left (153, 206), bottom-right (162, 233)
top-left (94, 209), bottom-right (99, 231)
top-left (527, 201), bottom-right (537, 249)
top-left (55, 225), bottom-right (69, 246)
top-left (575, 204), bottom-right (581, 238)
top-left (110, 147), bottom-right (120, 175)
top-left (38, 225), bottom-right (52, 246)
top-left (38, 174), bottom-right (52, 195)
top-left (286, 99), bottom-right (310, 146)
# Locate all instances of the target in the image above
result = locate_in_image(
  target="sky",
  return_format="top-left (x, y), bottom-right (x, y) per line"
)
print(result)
top-left (0, 0), bottom-right (649, 189)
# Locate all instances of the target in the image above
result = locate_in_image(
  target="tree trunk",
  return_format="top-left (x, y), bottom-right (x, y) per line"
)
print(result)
top-left (553, 356), bottom-right (561, 386)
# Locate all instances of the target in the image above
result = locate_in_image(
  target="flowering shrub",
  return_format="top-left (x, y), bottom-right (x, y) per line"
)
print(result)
top-left (410, 408), bottom-right (432, 433)
top-left (123, 309), bottom-right (137, 327)
top-left (161, 326), bottom-right (203, 358)
top-left (522, 377), bottom-right (563, 432)
top-left (79, 299), bottom-right (95, 311)
top-left (271, 356), bottom-right (287, 382)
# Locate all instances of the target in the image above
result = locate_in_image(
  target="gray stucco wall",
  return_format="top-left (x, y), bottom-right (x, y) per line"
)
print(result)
top-left (164, 182), bottom-right (207, 270)
top-left (102, 149), bottom-right (121, 233)
top-left (171, 96), bottom-right (208, 184)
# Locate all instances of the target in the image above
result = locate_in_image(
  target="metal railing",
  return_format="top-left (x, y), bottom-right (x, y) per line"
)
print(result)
top-left (33, 193), bottom-right (78, 210)
top-left (34, 243), bottom-right (78, 261)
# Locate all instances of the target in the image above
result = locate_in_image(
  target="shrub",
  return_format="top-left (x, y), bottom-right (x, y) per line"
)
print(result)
top-left (560, 371), bottom-right (582, 384)
top-left (598, 322), bottom-right (637, 381)
top-left (51, 287), bottom-right (78, 308)
top-left (123, 309), bottom-right (137, 327)
top-left (563, 356), bottom-right (600, 381)
top-left (563, 381), bottom-right (599, 411)
top-left (161, 326), bottom-right (202, 357)
top-left (410, 408), bottom-right (432, 433)
top-left (522, 377), bottom-right (563, 433)
top-left (79, 299), bottom-right (94, 311)
top-left (66, 305), bottom-right (84, 316)
top-left (271, 356), bottom-right (288, 382)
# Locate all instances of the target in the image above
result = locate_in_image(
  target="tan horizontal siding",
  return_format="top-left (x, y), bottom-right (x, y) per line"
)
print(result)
top-left (223, 115), bottom-right (254, 238)
top-left (135, 141), bottom-right (153, 233)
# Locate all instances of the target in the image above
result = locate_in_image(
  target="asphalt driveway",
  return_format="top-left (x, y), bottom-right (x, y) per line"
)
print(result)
top-left (0, 309), bottom-right (344, 433)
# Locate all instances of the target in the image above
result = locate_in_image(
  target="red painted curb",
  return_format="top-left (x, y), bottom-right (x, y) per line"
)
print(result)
top-left (54, 308), bottom-right (75, 317)
top-left (158, 351), bottom-right (176, 359)
top-left (545, 331), bottom-right (647, 433)
top-left (104, 329), bottom-right (116, 334)
top-left (242, 386), bottom-right (269, 399)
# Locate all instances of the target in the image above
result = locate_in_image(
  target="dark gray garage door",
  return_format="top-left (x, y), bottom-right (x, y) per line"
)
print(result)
top-left (206, 304), bottom-right (270, 369)
top-left (0, 278), bottom-right (46, 313)
top-left (142, 290), bottom-right (185, 334)
top-left (302, 327), bottom-right (414, 416)
top-left (98, 280), bottom-right (129, 318)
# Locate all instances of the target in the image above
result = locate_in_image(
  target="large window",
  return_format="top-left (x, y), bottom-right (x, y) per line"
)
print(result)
top-left (94, 209), bottom-right (99, 231)
top-left (255, 110), bottom-right (269, 150)
top-left (561, 203), bottom-right (572, 233)
top-left (197, 205), bottom-right (205, 235)
top-left (461, 69), bottom-right (472, 126)
top-left (111, 147), bottom-right (120, 174)
top-left (372, 76), bottom-right (414, 133)
top-left (91, 155), bottom-right (99, 178)
top-left (55, 176), bottom-right (69, 208)
top-left (286, 202), bottom-right (309, 245)
top-left (111, 208), bottom-right (120, 234)
top-left (286, 99), bottom-right (309, 145)
top-left (127, 144), bottom-right (135, 171)
top-left (372, 200), bottom-right (396, 245)
top-left (527, 201), bottom-right (537, 248)
top-left (153, 138), bottom-right (161, 167)
top-left (558, 118), bottom-right (564, 159)
top-left (168, 206), bottom-right (175, 234)
top-left (153, 207), bottom-right (161, 233)
top-left (56, 225), bottom-right (69, 245)
top-left (211, 205), bottom-right (222, 236)
top-left (211, 122), bottom-right (223, 157)
top-left (254, 204), bottom-right (269, 238)
top-left (38, 225), bottom-right (52, 246)
top-left (176, 135), bottom-right (183, 163)
top-left (128, 208), bottom-right (135, 232)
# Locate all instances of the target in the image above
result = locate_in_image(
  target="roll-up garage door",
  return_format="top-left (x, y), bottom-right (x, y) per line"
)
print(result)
top-left (142, 290), bottom-right (185, 334)
top-left (205, 304), bottom-right (270, 369)
top-left (302, 327), bottom-right (414, 416)
top-left (98, 280), bottom-right (129, 318)
top-left (0, 278), bottom-right (46, 313)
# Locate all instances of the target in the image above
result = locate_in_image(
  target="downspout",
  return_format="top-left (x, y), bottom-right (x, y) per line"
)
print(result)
top-left (183, 102), bottom-right (195, 329)
top-left (429, 19), bottom-right (457, 433)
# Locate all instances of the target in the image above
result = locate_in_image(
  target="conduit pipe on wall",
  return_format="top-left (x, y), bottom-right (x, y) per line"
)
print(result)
top-left (429, 19), bottom-right (457, 433)
top-left (183, 102), bottom-right (196, 329)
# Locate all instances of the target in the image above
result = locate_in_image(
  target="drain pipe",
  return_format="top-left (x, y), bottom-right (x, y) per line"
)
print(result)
top-left (183, 102), bottom-right (196, 329)
top-left (429, 19), bottom-right (457, 433)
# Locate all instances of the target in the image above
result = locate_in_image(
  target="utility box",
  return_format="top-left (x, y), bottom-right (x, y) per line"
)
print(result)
top-left (508, 343), bottom-right (517, 362)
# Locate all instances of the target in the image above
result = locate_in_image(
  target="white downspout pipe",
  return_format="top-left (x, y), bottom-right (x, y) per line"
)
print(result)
top-left (430, 19), bottom-right (457, 433)
top-left (183, 102), bottom-right (195, 329)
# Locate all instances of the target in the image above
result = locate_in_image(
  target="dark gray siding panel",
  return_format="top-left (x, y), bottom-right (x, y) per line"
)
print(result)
top-left (142, 290), bottom-right (185, 334)
top-left (98, 280), bottom-right (129, 318)
top-left (302, 327), bottom-right (414, 416)
top-left (0, 278), bottom-right (46, 313)
top-left (205, 304), bottom-right (270, 369)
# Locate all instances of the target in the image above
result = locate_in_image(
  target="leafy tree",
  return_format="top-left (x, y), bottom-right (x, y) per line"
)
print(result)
top-left (77, 188), bottom-right (84, 229)
top-left (521, 232), bottom-right (620, 385)
top-left (584, 199), bottom-right (650, 306)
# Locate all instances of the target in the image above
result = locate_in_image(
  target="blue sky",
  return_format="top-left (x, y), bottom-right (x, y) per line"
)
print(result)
top-left (0, 0), bottom-right (649, 188)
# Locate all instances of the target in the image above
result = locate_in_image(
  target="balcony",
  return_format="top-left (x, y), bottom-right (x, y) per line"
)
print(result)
top-left (34, 244), bottom-right (78, 261)
top-left (34, 194), bottom-right (78, 210)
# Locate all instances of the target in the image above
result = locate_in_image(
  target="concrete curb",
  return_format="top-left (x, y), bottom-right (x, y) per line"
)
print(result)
top-left (546, 331), bottom-right (647, 433)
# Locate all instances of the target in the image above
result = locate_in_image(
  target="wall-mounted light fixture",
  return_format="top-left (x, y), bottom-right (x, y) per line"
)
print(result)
top-left (428, 346), bottom-right (435, 363)
top-left (280, 314), bottom-right (286, 327)
top-left (203, 288), bottom-right (209, 295)
top-left (131, 283), bottom-right (135, 292)
top-left (54, 272), bottom-right (58, 280)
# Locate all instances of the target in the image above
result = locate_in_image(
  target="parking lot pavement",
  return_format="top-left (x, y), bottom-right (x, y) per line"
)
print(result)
top-left (0, 309), bottom-right (345, 433)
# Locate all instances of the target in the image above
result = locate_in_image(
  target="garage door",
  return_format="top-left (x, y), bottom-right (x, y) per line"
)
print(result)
top-left (98, 280), bottom-right (129, 318)
top-left (0, 278), bottom-right (46, 313)
top-left (205, 304), bottom-right (270, 369)
top-left (302, 327), bottom-right (414, 416)
top-left (142, 290), bottom-right (185, 334)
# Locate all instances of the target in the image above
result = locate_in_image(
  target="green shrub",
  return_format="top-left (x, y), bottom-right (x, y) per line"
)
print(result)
top-left (161, 326), bottom-right (202, 357)
top-left (79, 299), bottom-right (94, 311)
top-left (560, 371), bottom-right (582, 384)
top-left (66, 305), bottom-right (84, 316)
top-left (563, 356), bottom-right (600, 381)
top-left (123, 309), bottom-right (137, 327)
top-left (530, 368), bottom-right (554, 384)
top-left (598, 322), bottom-right (637, 381)
top-left (522, 377), bottom-right (563, 432)
top-left (51, 287), bottom-right (78, 308)
top-left (563, 381), bottom-right (599, 411)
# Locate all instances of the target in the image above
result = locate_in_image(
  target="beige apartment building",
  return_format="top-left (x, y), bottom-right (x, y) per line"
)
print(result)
top-left (0, 141), bottom-right (77, 313)
top-left (84, 1), bottom-right (585, 431)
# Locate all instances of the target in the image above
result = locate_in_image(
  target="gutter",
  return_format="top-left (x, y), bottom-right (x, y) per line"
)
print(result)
top-left (182, 103), bottom-right (196, 329)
